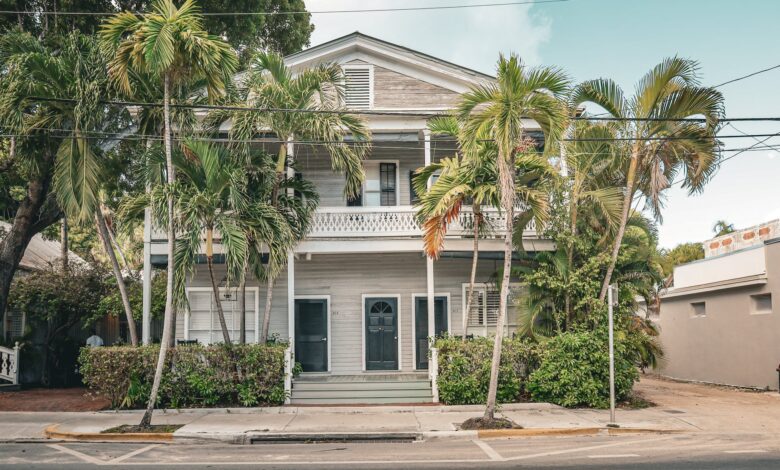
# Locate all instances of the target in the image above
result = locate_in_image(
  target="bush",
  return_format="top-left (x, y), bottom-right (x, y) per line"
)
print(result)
top-left (434, 336), bottom-right (541, 405)
top-left (526, 329), bottom-right (638, 408)
top-left (78, 343), bottom-right (287, 408)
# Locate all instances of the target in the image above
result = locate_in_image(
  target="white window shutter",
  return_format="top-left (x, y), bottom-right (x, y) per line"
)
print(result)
top-left (343, 66), bottom-right (372, 109)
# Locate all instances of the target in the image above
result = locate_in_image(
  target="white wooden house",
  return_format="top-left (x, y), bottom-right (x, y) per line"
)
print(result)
top-left (142, 32), bottom-right (554, 403)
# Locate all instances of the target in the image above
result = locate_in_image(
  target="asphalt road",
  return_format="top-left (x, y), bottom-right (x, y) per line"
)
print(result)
top-left (1, 432), bottom-right (779, 469)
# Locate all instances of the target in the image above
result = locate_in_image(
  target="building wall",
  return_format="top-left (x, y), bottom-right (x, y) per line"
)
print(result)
top-left (658, 242), bottom-right (780, 389)
top-left (179, 252), bottom-right (510, 374)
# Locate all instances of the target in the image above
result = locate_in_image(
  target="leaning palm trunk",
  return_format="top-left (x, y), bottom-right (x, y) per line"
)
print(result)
top-left (599, 148), bottom-right (639, 301)
top-left (260, 275), bottom-right (275, 344)
top-left (205, 227), bottom-right (232, 344)
top-left (60, 216), bottom-right (68, 271)
top-left (484, 150), bottom-right (515, 420)
top-left (141, 72), bottom-right (176, 429)
top-left (95, 207), bottom-right (138, 346)
top-left (463, 204), bottom-right (482, 341)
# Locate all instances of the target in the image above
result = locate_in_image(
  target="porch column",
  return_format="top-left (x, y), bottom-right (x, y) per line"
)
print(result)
top-left (286, 138), bottom-right (296, 348)
top-left (141, 205), bottom-right (152, 345)
top-left (424, 129), bottom-right (435, 340)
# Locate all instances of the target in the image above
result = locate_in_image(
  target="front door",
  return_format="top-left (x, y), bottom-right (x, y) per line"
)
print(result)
top-left (415, 296), bottom-right (448, 370)
top-left (295, 299), bottom-right (328, 372)
top-left (365, 297), bottom-right (398, 370)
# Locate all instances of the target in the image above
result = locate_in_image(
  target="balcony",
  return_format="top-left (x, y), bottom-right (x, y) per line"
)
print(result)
top-left (308, 206), bottom-right (537, 239)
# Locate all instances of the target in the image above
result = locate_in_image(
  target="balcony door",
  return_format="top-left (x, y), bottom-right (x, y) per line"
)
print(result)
top-left (353, 161), bottom-right (398, 207)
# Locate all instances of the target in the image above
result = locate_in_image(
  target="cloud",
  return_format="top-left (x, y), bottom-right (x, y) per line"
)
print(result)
top-left (305, 0), bottom-right (553, 74)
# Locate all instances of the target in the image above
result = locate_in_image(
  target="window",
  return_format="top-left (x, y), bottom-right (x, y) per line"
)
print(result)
top-left (691, 301), bottom-right (706, 317)
top-left (343, 65), bottom-right (372, 109)
top-left (361, 161), bottom-right (397, 207)
top-left (751, 293), bottom-right (772, 314)
top-left (464, 284), bottom-right (526, 326)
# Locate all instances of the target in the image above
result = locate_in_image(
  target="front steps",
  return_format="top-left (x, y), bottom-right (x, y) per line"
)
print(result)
top-left (290, 373), bottom-right (433, 405)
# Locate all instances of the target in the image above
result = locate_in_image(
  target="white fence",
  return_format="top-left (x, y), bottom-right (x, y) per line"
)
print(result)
top-left (0, 343), bottom-right (19, 385)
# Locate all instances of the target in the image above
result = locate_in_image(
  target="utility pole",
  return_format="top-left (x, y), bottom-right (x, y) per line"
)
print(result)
top-left (607, 284), bottom-right (619, 428)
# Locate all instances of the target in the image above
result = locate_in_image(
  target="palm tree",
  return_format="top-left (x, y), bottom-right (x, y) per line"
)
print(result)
top-left (100, 0), bottom-right (238, 428)
top-left (712, 220), bottom-right (735, 237)
top-left (456, 54), bottom-right (569, 421)
top-left (207, 50), bottom-right (370, 339)
top-left (570, 58), bottom-right (724, 302)
top-left (0, 31), bottom-right (139, 345)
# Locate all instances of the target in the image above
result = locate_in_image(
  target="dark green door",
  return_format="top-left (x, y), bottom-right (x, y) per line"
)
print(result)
top-left (415, 296), bottom-right (448, 370)
top-left (295, 299), bottom-right (328, 372)
top-left (365, 297), bottom-right (398, 370)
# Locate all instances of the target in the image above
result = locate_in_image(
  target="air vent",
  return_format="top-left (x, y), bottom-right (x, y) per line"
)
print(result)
top-left (344, 66), bottom-right (372, 109)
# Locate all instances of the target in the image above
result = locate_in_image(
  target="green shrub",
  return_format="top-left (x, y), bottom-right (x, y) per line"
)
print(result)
top-left (78, 343), bottom-right (287, 408)
top-left (434, 336), bottom-right (541, 405)
top-left (526, 329), bottom-right (638, 408)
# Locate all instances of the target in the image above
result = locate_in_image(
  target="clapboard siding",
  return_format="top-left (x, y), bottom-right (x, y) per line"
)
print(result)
top-left (179, 253), bottom-right (509, 373)
top-left (373, 66), bottom-right (459, 109)
top-left (295, 145), bottom-right (427, 206)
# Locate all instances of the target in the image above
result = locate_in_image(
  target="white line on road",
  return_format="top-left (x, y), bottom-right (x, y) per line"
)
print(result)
top-left (472, 439), bottom-right (503, 461)
top-left (724, 450), bottom-right (768, 454)
top-left (587, 453), bottom-right (640, 458)
top-left (110, 444), bottom-right (160, 464)
top-left (46, 443), bottom-right (105, 466)
top-left (504, 435), bottom-right (677, 462)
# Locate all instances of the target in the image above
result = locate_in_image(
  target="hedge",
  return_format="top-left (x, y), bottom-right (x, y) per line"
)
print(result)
top-left (434, 336), bottom-right (541, 405)
top-left (78, 343), bottom-right (287, 409)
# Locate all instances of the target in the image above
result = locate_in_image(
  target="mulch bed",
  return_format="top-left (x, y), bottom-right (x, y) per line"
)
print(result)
top-left (0, 387), bottom-right (109, 412)
top-left (103, 424), bottom-right (183, 434)
top-left (460, 416), bottom-right (521, 430)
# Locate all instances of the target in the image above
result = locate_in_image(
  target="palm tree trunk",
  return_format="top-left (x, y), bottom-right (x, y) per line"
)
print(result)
top-left (141, 71), bottom-right (175, 429)
top-left (260, 275), bottom-right (275, 343)
top-left (60, 216), bottom-right (68, 271)
top-left (598, 149), bottom-right (639, 301)
top-left (484, 150), bottom-right (515, 420)
top-left (238, 265), bottom-right (247, 344)
top-left (463, 204), bottom-right (481, 341)
top-left (565, 202), bottom-right (577, 327)
top-left (95, 207), bottom-right (138, 346)
top-left (205, 227), bottom-right (232, 344)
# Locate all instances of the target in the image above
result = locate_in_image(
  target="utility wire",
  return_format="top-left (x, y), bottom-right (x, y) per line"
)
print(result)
top-left (0, 0), bottom-right (569, 16)
top-left (713, 64), bottom-right (780, 88)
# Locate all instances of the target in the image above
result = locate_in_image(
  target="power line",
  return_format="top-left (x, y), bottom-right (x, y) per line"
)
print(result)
top-left (0, 0), bottom-right (569, 17)
top-left (563, 133), bottom-right (780, 142)
top-left (713, 64), bottom-right (780, 88)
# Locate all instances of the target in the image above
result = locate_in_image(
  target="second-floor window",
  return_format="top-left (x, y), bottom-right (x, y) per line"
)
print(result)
top-left (357, 161), bottom-right (397, 207)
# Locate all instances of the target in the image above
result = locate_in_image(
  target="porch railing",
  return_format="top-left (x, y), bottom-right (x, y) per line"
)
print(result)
top-left (0, 343), bottom-right (20, 385)
top-left (308, 206), bottom-right (537, 239)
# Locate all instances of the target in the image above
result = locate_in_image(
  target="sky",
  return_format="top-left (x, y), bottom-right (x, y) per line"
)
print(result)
top-left (305, 0), bottom-right (780, 248)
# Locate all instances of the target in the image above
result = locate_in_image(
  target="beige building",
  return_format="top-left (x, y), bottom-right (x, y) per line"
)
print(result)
top-left (658, 220), bottom-right (780, 390)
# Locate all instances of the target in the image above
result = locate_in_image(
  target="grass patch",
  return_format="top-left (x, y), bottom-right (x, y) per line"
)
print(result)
top-left (460, 416), bottom-right (520, 430)
top-left (102, 424), bottom-right (183, 434)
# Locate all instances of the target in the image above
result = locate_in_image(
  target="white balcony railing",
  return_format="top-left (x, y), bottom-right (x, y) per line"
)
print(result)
top-left (308, 206), bottom-right (536, 239)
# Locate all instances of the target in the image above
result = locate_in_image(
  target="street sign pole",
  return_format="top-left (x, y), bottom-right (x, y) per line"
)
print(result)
top-left (607, 284), bottom-right (618, 428)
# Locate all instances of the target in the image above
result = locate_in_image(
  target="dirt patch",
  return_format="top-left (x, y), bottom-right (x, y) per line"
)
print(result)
top-left (103, 424), bottom-right (183, 434)
top-left (0, 388), bottom-right (109, 412)
top-left (460, 416), bottom-right (520, 430)
top-left (618, 391), bottom-right (656, 409)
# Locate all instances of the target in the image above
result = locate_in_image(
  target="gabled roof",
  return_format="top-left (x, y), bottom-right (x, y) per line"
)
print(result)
top-left (0, 221), bottom-right (86, 272)
top-left (285, 31), bottom-right (494, 94)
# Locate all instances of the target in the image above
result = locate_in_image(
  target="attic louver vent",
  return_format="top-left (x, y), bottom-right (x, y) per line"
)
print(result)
top-left (344, 66), bottom-right (372, 109)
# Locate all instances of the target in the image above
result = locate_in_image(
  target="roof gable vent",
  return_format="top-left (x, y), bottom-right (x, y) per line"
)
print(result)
top-left (343, 65), bottom-right (372, 109)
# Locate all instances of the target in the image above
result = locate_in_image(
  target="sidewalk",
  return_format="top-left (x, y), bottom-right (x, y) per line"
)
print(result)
top-left (3, 377), bottom-right (779, 443)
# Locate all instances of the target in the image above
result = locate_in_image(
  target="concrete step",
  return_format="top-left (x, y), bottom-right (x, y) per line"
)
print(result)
top-left (292, 389), bottom-right (432, 400)
top-left (290, 396), bottom-right (434, 405)
top-left (293, 381), bottom-right (431, 391)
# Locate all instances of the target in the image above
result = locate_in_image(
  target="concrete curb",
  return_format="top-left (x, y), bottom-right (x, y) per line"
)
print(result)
top-left (43, 424), bottom-right (174, 443)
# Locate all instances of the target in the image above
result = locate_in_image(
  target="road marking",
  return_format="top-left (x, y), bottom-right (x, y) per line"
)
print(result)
top-left (504, 435), bottom-right (677, 462)
top-left (110, 444), bottom-right (160, 463)
top-left (472, 439), bottom-right (503, 461)
top-left (724, 450), bottom-right (768, 454)
top-left (46, 444), bottom-right (105, 466)
top-left (588, 453), bottom-right (640, 458)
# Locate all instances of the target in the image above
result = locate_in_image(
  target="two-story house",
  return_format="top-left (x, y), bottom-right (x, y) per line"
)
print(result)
top-left (140, 32), bottom-right (553, 404)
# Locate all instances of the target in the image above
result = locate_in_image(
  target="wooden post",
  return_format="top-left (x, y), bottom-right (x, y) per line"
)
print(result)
top-left (429, 346), bottom-right (439, 403)
top-left (284, 346), bottom-right (292, 405)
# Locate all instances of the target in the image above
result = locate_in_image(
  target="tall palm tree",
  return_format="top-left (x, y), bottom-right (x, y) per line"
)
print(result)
top-left (457, 54), bottom-right (569, 421)
top-left (207, 50), bottom-right (370, 336)
top-left (570, 58), bottom-right (724, 302)
top-left (100, 0), bottom-right (238, 428)
top-left (0, 31), bottom-right (139, 345)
